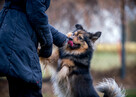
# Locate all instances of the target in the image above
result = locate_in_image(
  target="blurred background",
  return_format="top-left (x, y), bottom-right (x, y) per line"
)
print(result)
top-left (0, 0), bottom-right (136, 97)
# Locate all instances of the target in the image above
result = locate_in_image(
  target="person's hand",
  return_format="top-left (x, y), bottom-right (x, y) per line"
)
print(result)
top-left (39, 44), bottom-right (52, 58)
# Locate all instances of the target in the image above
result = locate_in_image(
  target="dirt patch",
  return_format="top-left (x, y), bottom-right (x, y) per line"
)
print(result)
top-left (91, 65), bottom-right (136, 89)
top-left (0, 79), bottom-right (9, 97)
top-left (0, 66), bottom-right (136, 97)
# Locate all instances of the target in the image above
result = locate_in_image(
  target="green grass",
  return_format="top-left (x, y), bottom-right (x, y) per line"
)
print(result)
top-left (43, 93), bottom-right (56, 97)
top-left (126, 89), bottom-right (136, 97)
top-left (91, 51), bottom-right (136, 71)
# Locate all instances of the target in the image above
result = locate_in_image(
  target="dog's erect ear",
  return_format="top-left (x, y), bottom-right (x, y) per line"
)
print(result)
top-left (75, 24), bottom-right (83, 30)
top-left (89, 31), bottom-right (102, 42)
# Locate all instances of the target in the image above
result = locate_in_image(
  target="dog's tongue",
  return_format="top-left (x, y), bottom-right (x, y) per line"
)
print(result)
top-left (68, 40), bottom-right (73, 47)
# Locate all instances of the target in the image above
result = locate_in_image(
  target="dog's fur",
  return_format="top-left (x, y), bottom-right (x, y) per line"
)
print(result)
top-left (40, 24), bottom-right (125, 97)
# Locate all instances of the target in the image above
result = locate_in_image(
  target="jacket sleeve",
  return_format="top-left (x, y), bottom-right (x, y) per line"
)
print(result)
top-left (49, 24), bottom-right (67, 47)
top-left (26, 0), bottom-right (52, 58)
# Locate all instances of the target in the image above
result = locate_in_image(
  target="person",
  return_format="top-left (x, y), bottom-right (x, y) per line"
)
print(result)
top-left (0, 0), bottom-right (67, 97)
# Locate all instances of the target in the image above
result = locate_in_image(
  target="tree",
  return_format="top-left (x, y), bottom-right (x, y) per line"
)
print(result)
top-left (120, 0), bottom-right (126, 79)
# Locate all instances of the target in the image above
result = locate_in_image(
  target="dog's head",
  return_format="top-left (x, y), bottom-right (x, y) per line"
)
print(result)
top-left (64, 24), bottom-right (102, 55)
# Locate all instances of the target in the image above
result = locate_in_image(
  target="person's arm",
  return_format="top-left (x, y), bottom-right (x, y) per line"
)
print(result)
top-left (26, 0), bottom-right (52, 58)
top-left (49, 25), bottom-right (67, 47)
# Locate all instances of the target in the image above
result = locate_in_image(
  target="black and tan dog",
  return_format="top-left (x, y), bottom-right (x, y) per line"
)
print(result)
top-left (40, 24), bottom-right (125, 97)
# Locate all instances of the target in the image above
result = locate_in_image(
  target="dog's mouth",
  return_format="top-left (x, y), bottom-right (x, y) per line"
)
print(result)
top-left (68, 40), bottom-right (80, 49)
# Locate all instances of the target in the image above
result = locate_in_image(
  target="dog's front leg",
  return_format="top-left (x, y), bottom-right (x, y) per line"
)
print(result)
top-left (57, 59), bottom-right (74, 81)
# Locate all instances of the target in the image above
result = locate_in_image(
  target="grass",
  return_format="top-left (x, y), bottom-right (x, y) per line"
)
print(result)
top-left (126, 89), bottom-right (136, 97)
top-left (43, 93), bottom-right (56, 97)
top-left (91, 51), bottom-right (136, 71)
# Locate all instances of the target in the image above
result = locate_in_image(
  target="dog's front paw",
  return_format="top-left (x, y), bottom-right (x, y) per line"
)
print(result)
top-left (57, 66), bottom-right (69, 81)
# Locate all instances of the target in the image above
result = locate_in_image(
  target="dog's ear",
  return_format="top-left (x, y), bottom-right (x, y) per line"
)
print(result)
top-left (89, 31), bottom-right (102, 42)
top-left (75, 24), bottom-right (83, 30)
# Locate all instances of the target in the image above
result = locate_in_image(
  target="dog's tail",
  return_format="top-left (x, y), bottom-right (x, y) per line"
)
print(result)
top-left (96, 78), bottom-right (125, 97)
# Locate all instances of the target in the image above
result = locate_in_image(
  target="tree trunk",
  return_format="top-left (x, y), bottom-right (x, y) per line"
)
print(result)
top-left (120, 0), bottom-right (126, 79)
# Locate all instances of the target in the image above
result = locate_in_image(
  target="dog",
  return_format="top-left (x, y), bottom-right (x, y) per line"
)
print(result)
top-left (40, 24), bottom-right (125, 97)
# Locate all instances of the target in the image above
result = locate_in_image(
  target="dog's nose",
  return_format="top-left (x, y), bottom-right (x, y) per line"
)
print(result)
top-left (69, 37), bottom-right (73, 41)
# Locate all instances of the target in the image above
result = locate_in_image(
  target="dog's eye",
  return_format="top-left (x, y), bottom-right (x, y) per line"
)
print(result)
top-left (78, 36), bottom-right (83, 40)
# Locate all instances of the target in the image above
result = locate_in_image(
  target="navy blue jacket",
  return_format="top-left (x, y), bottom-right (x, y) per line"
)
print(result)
top-left (0, 0), bottom-right (66, 88)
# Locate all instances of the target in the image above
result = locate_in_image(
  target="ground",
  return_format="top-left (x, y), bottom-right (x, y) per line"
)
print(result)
top-left (0, 65), bottom-right (136, 97)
